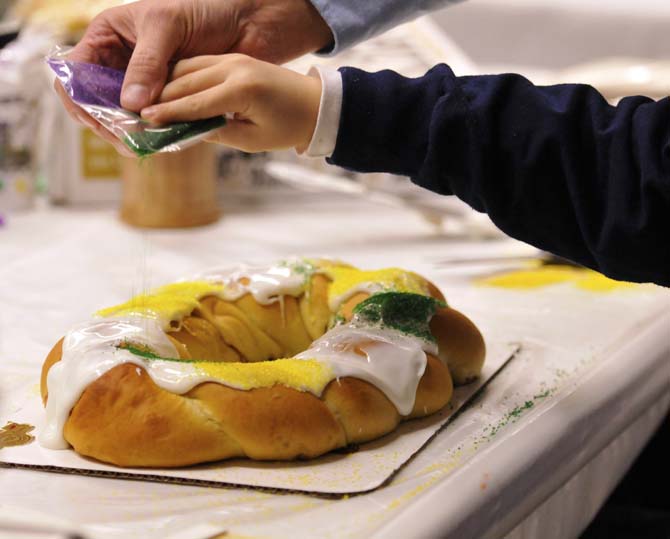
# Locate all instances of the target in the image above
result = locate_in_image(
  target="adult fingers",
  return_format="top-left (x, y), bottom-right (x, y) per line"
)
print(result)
top-left (52, 71), bottom-right (134, 157)
top-left (53, 82), bottom-right (124, 149)
top-left (168, 56), bottom-right (222, 81)
top-left (66, 5), bottom-right (134, 68)
top-left (82, 115), bottom-right (135, 157)
top-left (92, 127), bottom-right (136, 158)
top-left (54, 82), bottom-right (85, 125)
top-left (65, 39), bottom-right (101, 65)
top-left (121, 11), bottom-right (183, 111)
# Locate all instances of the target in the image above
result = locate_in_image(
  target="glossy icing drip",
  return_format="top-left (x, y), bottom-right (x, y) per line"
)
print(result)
top-left (192, 259), bottom-right (315, 304)
top-left (40, 318), bottom-right (178, 449)
top-left (295, 325), bottom-right (433, 415)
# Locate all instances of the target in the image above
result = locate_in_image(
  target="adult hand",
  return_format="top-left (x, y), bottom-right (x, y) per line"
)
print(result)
top-left (59, 0), bottom-right (332, 148)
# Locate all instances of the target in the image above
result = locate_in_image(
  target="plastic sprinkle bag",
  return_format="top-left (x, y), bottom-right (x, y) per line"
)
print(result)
top-left (47, 51), bottom-right (226, 157)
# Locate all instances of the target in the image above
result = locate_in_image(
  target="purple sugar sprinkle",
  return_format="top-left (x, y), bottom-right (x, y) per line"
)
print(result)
top-left (48, 59), bottom-right (124, 108)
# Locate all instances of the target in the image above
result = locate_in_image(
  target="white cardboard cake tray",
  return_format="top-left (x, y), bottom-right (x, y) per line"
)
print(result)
top-left (0, 341), bottom-right (517, 496)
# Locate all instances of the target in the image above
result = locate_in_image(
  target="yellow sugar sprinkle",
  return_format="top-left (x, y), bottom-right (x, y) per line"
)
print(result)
top-left (324, 267), bottom-right (429, 304)
top-left (96, 281), bottom-right (225, 326)
top-left (194, 358), bottom-right (333, 394)
top-left (478, 266), bottom-right (636, 292)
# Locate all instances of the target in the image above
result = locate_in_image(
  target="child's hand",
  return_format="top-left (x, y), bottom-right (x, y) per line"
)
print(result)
top-left (140, 54), bottom-right (322, 153)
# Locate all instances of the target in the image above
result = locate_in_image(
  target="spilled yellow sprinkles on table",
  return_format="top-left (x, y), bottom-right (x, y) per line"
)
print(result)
top-left (96, 281), bottom-right (225, 328)
top-left (192, 358), bottom-right (334, 394)
top-left (575, 271), bottom-right (638, 292)
top-left (478, 265), bottom-right (637, 292)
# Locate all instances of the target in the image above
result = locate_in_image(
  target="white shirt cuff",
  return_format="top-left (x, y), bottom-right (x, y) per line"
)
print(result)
top-left (304, 66), bottom-right (343, 158)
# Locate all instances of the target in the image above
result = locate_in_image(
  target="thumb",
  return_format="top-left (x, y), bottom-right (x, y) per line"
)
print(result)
top-left (121, 30), bottom-right (179, 111)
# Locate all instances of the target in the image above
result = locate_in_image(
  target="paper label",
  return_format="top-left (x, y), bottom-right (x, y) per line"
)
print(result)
top-left (80, 130), bottom-right (121, 180)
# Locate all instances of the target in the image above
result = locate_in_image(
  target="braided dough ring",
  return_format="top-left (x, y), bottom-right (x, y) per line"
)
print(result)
top-left (40, 260), bottom-right (485, 467)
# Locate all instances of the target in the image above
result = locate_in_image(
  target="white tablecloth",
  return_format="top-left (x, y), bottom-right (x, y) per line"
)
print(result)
top-left (1, 198), bottom-right (669, 539)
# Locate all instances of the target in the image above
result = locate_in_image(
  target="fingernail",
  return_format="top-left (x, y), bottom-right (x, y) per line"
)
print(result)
top-left (141, 106), bottom-right (158, 119)
top-left (122, 84), bottom-right (150, 111)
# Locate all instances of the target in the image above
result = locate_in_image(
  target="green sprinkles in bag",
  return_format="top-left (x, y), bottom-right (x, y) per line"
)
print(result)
top-left (124, 116), bottom-right (227, 157)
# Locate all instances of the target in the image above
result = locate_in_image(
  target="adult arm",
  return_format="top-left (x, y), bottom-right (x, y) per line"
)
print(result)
top-left (309, 0), bottom-right (463, 55)
top-left (329, 65), bottom-right (670, 286)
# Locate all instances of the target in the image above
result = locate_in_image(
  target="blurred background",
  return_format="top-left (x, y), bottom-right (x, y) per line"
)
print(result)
top-left (2, 0), bottom-right (669, 234)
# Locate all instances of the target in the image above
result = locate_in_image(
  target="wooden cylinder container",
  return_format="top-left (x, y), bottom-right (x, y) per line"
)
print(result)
top-left (120, 143), bottom-right (220, 228)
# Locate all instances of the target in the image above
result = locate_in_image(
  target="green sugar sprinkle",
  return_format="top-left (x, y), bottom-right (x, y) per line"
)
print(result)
top-left (475, 389), bottom-right (555, 447)
top-left (119, 343), bottom-right (193, 363)
top-left (123, 116), bottom-right (227, 157)
top-left (279, 258), bottom-right (317, 286)
top-left (478, 400), bottom-right (535, 442)
top-left (352, 292), bottom-right (445, 342)
top-left (330, 313), bottom-right (346, 328)
top-left (279, 258), bottom-right (316, 275)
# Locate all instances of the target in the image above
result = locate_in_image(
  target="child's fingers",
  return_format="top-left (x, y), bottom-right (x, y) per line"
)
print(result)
top-left (141, 84), bottom-right (245, 124)
top-left (160, 55), bottom-right (260, 104)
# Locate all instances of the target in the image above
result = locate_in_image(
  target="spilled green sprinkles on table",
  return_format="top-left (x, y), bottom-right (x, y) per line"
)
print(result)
top-left (533, 389), bottom-right (553, 400)
top-left (474, 389), bottom-right (556, 448)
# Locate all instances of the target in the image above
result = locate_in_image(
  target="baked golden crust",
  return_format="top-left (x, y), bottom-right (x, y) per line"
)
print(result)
top-left (57, 354), bottom-right (451, 467)
top-left (41, 268), bottom-right (484, 467)
top-left (431, 307), bottom-right (486, 385)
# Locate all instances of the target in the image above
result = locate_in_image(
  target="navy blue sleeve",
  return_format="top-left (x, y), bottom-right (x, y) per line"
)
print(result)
top-left (328, 65), bottom-right (670, 286)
